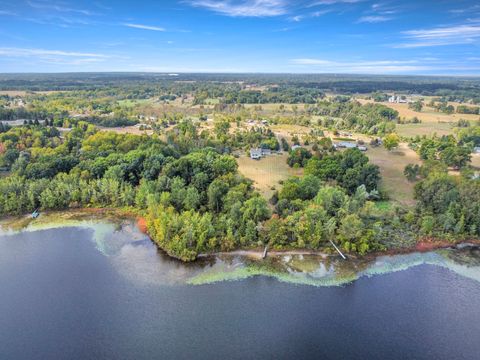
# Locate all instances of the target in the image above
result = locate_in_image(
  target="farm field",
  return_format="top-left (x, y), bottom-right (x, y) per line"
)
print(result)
top-left (236, 153), bottom-right (303, 200)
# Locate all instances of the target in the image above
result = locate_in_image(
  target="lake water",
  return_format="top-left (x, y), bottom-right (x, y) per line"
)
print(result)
top-left (1, 218), bottom-right (480, 360)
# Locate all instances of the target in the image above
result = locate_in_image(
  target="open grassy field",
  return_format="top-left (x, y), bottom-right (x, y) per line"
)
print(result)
top-left (396, 122), bottom-right (454, 137)
top-left (366, 143), bottom-right (421, 207)
top-left (236, 153), bottom-right (303, 200)
top-left (117, 99), bottom-right (153, 107)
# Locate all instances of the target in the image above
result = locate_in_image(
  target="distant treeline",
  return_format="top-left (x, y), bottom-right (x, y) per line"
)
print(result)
top-left (0, 73), bottom-right (479, 102)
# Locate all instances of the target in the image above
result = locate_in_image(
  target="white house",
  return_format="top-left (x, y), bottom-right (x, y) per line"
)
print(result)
top-left (250, 148), bottom-right (263, 160)
top-left (335, 142), bottom-right (357, 149)
top-left (388, 95), bottom-right (407, 104)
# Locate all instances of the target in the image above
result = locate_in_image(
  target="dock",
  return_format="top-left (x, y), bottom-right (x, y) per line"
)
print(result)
top-left (262, 246), bottom-right (268, 259)
top-left (329, 240), bottom-right (346, 260)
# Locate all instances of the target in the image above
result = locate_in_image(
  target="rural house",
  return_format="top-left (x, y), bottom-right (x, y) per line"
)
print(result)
top-left (250, 148), bottom-right (263, 159)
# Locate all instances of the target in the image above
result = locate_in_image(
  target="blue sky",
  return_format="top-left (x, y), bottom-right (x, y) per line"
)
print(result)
top-left (0, 0), bottom-right (479, 74)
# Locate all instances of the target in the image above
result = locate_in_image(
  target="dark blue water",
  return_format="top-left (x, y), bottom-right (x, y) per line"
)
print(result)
top-left (1, 226), bottom-right (480, 360)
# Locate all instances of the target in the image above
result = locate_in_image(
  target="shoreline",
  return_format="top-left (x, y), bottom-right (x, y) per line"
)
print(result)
top-left (2, 209), bottom-right (480, 262)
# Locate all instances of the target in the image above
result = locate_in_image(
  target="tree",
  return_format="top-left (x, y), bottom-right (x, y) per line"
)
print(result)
top-left (383, 133), bottom-right (400, 151)
top-left (287, 148), bottom-right (312, 168)
top-left (404, 164), bottom-right (420, 182)
top-left (439, 146), bottom-right (471, 169)
top-left (242, 196), bottom-right (271, 223)
top-left (207, 179), bottom-right (229, 213)
top-left (409, 100), bottom-right (423, 112)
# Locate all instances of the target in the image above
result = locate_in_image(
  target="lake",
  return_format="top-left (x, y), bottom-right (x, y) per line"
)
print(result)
top-left (1, 218), bottom-right (480, 360)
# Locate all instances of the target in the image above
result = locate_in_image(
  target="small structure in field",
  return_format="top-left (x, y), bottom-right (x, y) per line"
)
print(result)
top-left (291, 145), bottom-right (302, 151)
top-left (261, 148), bottom-right (272, 156)
top-left (335, 141), bottom-right (357, 149)
top-left (250, 148), bottom-right (263, 160)
top-left (358, 145), bottom-right (368, 152)
top-left (388, 95), bottom-right (407, 104)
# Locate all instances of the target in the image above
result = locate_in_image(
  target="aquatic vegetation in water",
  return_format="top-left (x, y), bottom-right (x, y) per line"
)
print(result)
top-left (2, 212), bottom-right (480, 287)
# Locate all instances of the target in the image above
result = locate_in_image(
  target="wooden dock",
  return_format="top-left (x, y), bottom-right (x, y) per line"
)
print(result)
top-left (262, 246), bottom-right (268, 259)
top-left (31, 209), bottom-right (39, 219)
top-left (329, 240), bottom-right (347, 260)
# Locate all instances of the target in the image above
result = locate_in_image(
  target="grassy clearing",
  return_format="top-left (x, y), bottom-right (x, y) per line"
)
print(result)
top-left (366, 143), bottom-right (421, 207)
top-left (236, 153), bottom-right (303, 200)
top-left (269, 124), bottom-right (311, 142)
top-left (117, 99), bottom-right (152, 108)
top-left (397, 122), bottom-right (454, 137)
top-left (244, 103), bottom-right (301, 111)
top-left (204, 98), bottom-right (220, 105)
top-left (99, 126), bottom-right (153, 136)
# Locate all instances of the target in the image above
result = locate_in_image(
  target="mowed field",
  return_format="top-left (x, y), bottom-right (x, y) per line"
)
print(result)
top-left (396, 122), bottom-right (453, 137)
top-left (366, 143), bottom-right (421, 207)
top-left (236, 153), bottom-right (303, 200)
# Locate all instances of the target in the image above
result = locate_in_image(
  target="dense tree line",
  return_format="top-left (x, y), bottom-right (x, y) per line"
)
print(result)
top-left (414, 173), bottom-right (480, 239)
top-left (311, 100), bottom-right (398, 135)
top-left (409, 134), bottom-right (473, 169)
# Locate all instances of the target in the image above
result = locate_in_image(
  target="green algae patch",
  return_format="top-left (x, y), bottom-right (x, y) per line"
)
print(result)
top-left (187, 248), bottom-right (480, 288)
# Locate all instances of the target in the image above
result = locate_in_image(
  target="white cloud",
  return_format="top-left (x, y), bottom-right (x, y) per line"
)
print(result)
top-left (124, 23), bottom-right (166, 31)
top-left (0, 47), bottom-right (110, 66)
top-left (0, 10), bottom-right (17, 16)
top-left (27, 1), bottom-right (94, 16)
top-left (187, 0), bottom-right (288, 17)
top-left (308, 0), bottom-right (364, 6)
top-left (357, 15), bottom-right (392, 23)
top-left (396, 24), bottom-right (480, 48)
top-left (289, 9), bottom-right (330, 22)
top-left (0, 48), bottom-right (108, 58)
